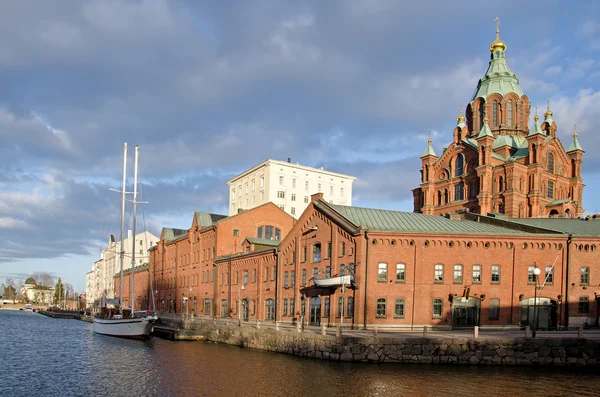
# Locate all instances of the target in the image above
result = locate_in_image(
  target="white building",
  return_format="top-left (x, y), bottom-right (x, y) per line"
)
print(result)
top-left (85, 231), bottom-right (158, 311)
top-left (227, 158), bottom-right (356, 218)
top-left (21, 277), bottom-right (54, 305)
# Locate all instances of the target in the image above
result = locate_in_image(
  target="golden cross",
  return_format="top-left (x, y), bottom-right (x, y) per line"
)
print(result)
top-left (427, 130), bottom-right (432, 144)
top-left (494, 17), bottom-right (499, 33)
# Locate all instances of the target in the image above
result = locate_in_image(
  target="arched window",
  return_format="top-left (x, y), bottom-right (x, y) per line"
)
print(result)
top-left (455, 154), bottom-right (464, 177)
top-left (437, 190), bottom-right (442, 206)
top-left (507, 100), bottom-right (513, 126)
top-left (492, 101), bottom-right (498, 127)
top-left (376, 298), bottom-right (387, 317)
top-left (547, 152), bottom-right (555, 173)
top-left (548, 181), bottom-right (554, 199)
top-left (498, 176), bottom-right (504, 193)
top-left (312, 243), bottom-right (321, 263)
top-left (479, 102), bottom-right (485, 129)
top-left (394, 298), bottom-right (405, 318)
top-left (243, 270), bottom-right (249, 285)
top-left (520, 102), bottom-right (525, 127)
top-left (455, 182), bottom-right (464, 201)
top-left (377, 263), bottom-right (387, 281)
top-left (284, 271), bottom-right (289, 287)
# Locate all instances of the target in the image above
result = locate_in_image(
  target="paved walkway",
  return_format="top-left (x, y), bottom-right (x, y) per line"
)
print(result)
top-left (158, 314), bottom-right (600, 340)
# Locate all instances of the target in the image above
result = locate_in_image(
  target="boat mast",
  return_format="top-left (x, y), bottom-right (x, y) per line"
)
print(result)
top-left (130, 145), bottom-right (139, 314)
top-left (119, 143), bottom-right (128, 315)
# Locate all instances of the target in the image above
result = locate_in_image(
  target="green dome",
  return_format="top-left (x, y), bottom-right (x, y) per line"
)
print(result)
top-left (471, 43), bottom-right (524, 101)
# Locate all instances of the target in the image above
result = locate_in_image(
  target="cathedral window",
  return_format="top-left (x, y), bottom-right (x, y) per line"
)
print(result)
top-left (548, 181), bottom-right (554, 199)
top-left (437, 190), bottom-right (442, 206)
top-left (455, 154), bottom-right (464, 177)
top-left (479, 102), bottom-right (485, 129)
top-left (507, 100), bottom-right (513, 127)
top-left (492, 101), bottom-right (498, 127)
top-left (547, 152), bottom-right (555, 174)
top-left (455, 182), bottom-right (464, 201)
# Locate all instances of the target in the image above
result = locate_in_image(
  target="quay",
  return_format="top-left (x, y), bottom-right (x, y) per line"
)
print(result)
top-left (38, 310), bottom-right (82, 320)
top-left (151, 314), bottom-right (600, 366)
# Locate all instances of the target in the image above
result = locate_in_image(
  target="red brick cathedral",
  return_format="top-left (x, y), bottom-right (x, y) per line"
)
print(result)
top-left (413, 26), bottom-right (584, 219)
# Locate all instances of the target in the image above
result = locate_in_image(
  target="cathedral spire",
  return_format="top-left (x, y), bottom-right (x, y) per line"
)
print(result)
top-left (568, 126), bottom-right (583, 152)
top-left (544, 99), bottom-right (554, 123)
top-left (421, 131), bottom-right (436, 157)
top-left (528, 107), bottom-right (544, 136)
top-left (477, 118), bottom-right (493, 138)
top-left (490, 17), bottom-right (507, 52)
top-left (457, 106), bottom-right (466, 128)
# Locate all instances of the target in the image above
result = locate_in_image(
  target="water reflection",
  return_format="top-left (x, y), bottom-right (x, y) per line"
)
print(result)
top-left (1, 310), bottom-right (599, 397)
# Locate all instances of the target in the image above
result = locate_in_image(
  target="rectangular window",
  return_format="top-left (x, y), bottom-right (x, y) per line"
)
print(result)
top-left (301, 269), bottom-right (306, 285)
top-left (330, 185), bottom-right (334, 194)
top-left (489, 298), bottom-right (500, 320)
top-left (292, 178), bottom-right (296, 188)
top-left (304, 196), bottom-right (309, 203)
top-left (291, 207), bottom-right (296, 216)
top-left (291, 271), bottom-right (295, 286)
top-left (579, 296), bottom-right (589, 313)
top-left (394, 298), bottom-right (405, 318)
top-left (265, 226), bottom-right (274, 239)
top-left (238, 185), bottom-right (242, 197)
top-left (305, 181), bottom-right (309, 191)
top-left (491, 265), bottom-right (501, 284)
top-left (325, 266), bottom-right (331, 278)
top-left (283, 299), bottom-right (288, 316)
top-left (548, 181), bottom-right (554, 199)
top-left (312, 244), bottom-right (321, 262)
top-left (313, 267), bottom-right (319, 280)
top-left (340, 264), bottom-right (346, 276)
top-left (265, 267), bottom-right (269, 282)
top-left (260, 175), bottom-right (264, 188)
top-left (472, 265), bottom-right (482, 283)
top-left (290, 298), bottom-right (295, 316)
top-left (291, 193), bottom-right (296, 201)
top-left (396, 264), bottom-right (406, 282)
top-left (528, 266), bottom-right (536, 284)
top-left (277, 191), bottom-right (285, 199)
top-left (376, 298), bottom-right (386, 317)
top-left (279, 176), bottom-right (284, 185)
top-left (347, 297), bottom-right (354, 318)
top-left (378, 263), bottom-right (387, 282)
top-left (581, 267), bottom-right (590, 285)
top-left (233, 229), bottom-right (239, 237)
top-left (302, 246), bottom-right (307, 262)
top-left (341, 242), bottom-right (345, 256)
top-left (434, 264), bottom-right (444, 283)
top-left (545, 266), bottom-right (554, 285)
top-left (245, 182), bottom-right (248, 194)
top-left (252, 179), bottom-right (255, 191)
top-left (284, 271), bottom-right (289, 287)
top-left (327, 242), bottom-right (331, 259)
top-left (432, 298), bottom-right (443, 318)
top-left (453, 264), bottom-right (463, 284)
top-left (257, 226), bottom-right (264, 239)
top-left (318, 183), bottom-right (322, 192)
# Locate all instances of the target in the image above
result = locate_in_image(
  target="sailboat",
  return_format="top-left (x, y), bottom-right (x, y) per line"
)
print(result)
top-left (93, 143), bottom-right (157, 339)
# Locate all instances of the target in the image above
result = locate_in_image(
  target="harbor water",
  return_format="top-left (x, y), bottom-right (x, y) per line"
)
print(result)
top-left (1, 310), bottom-right (599, 397)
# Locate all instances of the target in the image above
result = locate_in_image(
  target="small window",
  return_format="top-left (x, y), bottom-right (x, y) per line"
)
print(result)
top-left (312, 243), bottom-right (321, 263)
top-left (489, 298), bottom-right (500, 320)
top-left (434, 264), bottom-right (444, 283)
top-left (378, 263), bottom-right (387, 282)
top-left (284, 271), bottom-right (289, 287)
top-left (291, 193), bottom-right (296, 201)
top-left (376, 298), bottom-right (387, 317)
top-left (472, 265), bottom-right (482, 284)
top-left (340, 264), bottom-right (346, 276)
top-left (313, 267), bottom-right (319, 280)
top-left (547, 152), bottom-right (555, 174)
top-left (347, 297), bottom-right (354, 318)
top-left (304, 196), bottom-right (309, 203)
top-left (547, 181), bottom-right (554, 199)
top-left (528, 266), bottom-right (537, 284)
top-left (302, 246), bottom-right (307, 262)
top-left (327, 242), bottom-right (332, 259)
top-left (394, 298), bottom-right (405, 318)
top-left (233, 229), bottom-right (239, 237)
top-left (491, 265), bottom-right (501, 284)
top-left (453, 264), bottom-right (463, 284)
top-left (301, 269), bottom-right (307, 286)
top-left (283, 299), bottom-right (288, 316)
top-left (579, 296), bottom-right (589, 313)
top-left (341, 242), bottom-right (346, 256)
top-left (396, 263), bottom-right (406, 282)
top-left (325, 266), bottom-right (331, 278)
top-left (432, 298), bottom-right (443, 318)
top-left (290, 270), bottom-right (295, 286)
top-left (581, 267), bottom-right (590, 285)
top-left (279, 176), bottom-right (284, 185)
top-left (545, 266), bottom-right (554, 285)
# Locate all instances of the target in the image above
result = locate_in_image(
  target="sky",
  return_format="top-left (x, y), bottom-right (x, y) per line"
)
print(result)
top-left (1, 0), bottom-right (599, 293)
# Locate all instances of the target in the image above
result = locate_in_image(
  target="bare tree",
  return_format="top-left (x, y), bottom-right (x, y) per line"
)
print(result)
top-left (34, 272), bottom-right (55, 288)
top-left (0, 282), bottom-right (5, 298)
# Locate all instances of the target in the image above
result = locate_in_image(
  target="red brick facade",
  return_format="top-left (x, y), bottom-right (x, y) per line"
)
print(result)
top-left (114, 265), bottom-right (151, 311)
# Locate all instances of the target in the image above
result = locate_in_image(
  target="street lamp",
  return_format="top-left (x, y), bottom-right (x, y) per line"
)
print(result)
top-left (238, 283), bottom-right (245, 326)
top-left (532, 266), bottom-right (541, 338)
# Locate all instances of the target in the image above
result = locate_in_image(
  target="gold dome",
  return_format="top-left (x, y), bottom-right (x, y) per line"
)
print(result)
top-left (490, 17), bottom-right (506, 52)
top-left (457, 108), bottom-right (465, 123)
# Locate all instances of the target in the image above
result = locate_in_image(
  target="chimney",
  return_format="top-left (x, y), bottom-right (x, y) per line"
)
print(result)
top-left (287, 157), bottom-right (291, 163)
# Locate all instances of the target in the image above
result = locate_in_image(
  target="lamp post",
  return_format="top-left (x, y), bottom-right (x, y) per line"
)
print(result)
top-left (238, 283), bottom-right (245, 326)
top-left (532, 266), bottom-right (541, 338)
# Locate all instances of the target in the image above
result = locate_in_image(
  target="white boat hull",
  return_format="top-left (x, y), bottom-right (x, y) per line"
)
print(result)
top-left (313, 275), bottom-right (353, 287)
top-left (93, 316), bottom-right (156, 339)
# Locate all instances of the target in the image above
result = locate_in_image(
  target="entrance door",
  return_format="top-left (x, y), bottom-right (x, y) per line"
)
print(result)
top-left (520, 298), bottom-right (558, 329)
top-left (265, 299), bottom-right (275, 321)
top-left (452, 297), bottom-right (480, 327)
top-left (242, 299), bottom-right (249, 321)
top-left (309, 297), bottom-right (321, 326)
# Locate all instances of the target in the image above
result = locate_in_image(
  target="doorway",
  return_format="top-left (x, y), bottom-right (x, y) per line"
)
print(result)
top-left (520, 298), bottom-right (558, 329)
top-left (452, 297), bottom-right (480, 327)
top-left (309, 297), bottom-right (321, 326)
top-left (242, 298), bottom-right (249, 321)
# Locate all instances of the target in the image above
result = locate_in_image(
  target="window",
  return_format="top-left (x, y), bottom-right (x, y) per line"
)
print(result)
top-left (204, 298), bottom-right (211, 316)
top-left (232, 188), bottom-right (236, 200)
top-left (455, 154), bottom-right (464, 177)
top-left (312, 243), bottom-right (321, 262)
top-left (432, 298), bottom-right (443, 318)
top-left (434, 264), bottom-right (444, 283)
top-left (547, 181), bottom-right (554, 199)
top-left (257, 226), bottom-right (264, 238)
top-left (291, 193), bottom-right (296, 201)
top-left (284, 271), bottom-right (289, 287)
top-left (238, 186), bottom-right (242, 197)
top-left (340, 264), bottom-right (346, 276)
top-left (547, 152), bottom-right (555, 174)
top-left (291, 207), bottom-right (296, 216)
top-left (233, 229), bottom-right (239, 237)
top-left (341, 187), bottom-right (344, 196)
top-left (252, 179), bottom-right (255, 191)
top-left (283, 299), bottom-right (288, 316)
top-left (277, 191), bottom-right (285, 199)
top-left (279, 176), bottom-right (284, 185)
top-left (394, 298), bottom-right (405, 318)
top-left (479, 102), bottom-right (485, 128)
top-left (489, 298), bottom-right (500, 320)
top-left (290, 298), bottom-right (295, 316)
top-left (376, 298), bottom-right (386, 317)
top-left (545, 266), bottom-right (553, 285)
top-left (305, 181), bottom-right (309, 191)
top-left (341, 242), bottom-right (346, 256)
top-left (291, 270), bottom-right (295, 286)
top-left (528, 266), bottom-right (536, 284)
top-left (349, 263), bottom-right (356, 276)
top-left (302, 246), bottom-right (307, 262)
top-left (507, 100), bottom-right (513, 126)
top-left (260, 191), bottom-right (264, 200)
top-left (453, 265), bottom-right (463, 283)
top-left (581, 267), bottom-right (590, 285)
top-left (472, 265), bottom-right (482, 283)
top-left (304, 196), bottom-right (309, 203)
top-left (327, 242), bottom-right (331, 259)
top-left (377, 263), bottom-right (387, 282)
top-left (455, 182), bottom-right (464, 201)
top-left (265, 299), bottom-right (275, 320)
top-left (347, 297), bottom-right (354, 318)
top-left (313, 267), bottom-right (319, 280)
top-left (292, 178), bottom-right (296, 188)
top-left (330, 185), bottom-right (334, 195)
top-left (338, 297), bottom-right (343, 317)
top-left (265, 267), bottom-right (269, 282)
top-left (253, 269), bottom-right (257, 283)
top-left (325, 266), bottom-right (331, 278)
top-left (579, 297), bottom-right (589, 313)
top-left (396, 264), bottom-right (406, 282)
top-left (245, 182), bottom-right (248, 194)
top-left (318, 183), bottom-right (322, 192)
top-left (221, 299), bottom-right (228, 318)
top-left (324, 298), bottom-right (330, 317)
top-left (491, 265), bottom-right (500, 284)
top-left (260, 175), bottom-right (264, 188)
top-left (492, 101), bottom-right (498, 127)
top-left (301, 269), bottom-right (307, 285)
top-left (273, 267), bottom-right (277, 281)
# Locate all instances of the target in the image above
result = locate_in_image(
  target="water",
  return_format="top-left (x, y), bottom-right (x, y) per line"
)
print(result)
top-left (1, 310), bottom-right (599, 397)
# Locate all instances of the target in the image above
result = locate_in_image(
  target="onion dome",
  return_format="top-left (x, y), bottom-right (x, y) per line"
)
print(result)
top-left (457, 109), bottom-right (466, 128)
top-left (490, 23), bottom-right (506, 52)
top-left (544, 101), bottom-right (554, 124)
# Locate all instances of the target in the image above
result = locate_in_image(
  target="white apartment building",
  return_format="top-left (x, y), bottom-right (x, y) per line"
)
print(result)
top-left (86, 230), bottom-right (158, 311)
top-left (227, 159), bottom-right (356, 218)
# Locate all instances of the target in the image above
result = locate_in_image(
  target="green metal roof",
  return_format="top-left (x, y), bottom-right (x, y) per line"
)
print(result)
top-left (195, 211), bottom-right (227, 227)
top-left (471, 49), bottom-right (524, 101)
top-left (245, 237), bottom-right (281, 247)
top-left (163, 227), bottom-right (187, 241)
top-left (547, 199), bottom-right (570, 207)
top-left (527, 117), bottom-right (544, 137)
top-left (477, 121), bottom-right (493, 139)
top-left (503, 218), bottom-right (600, 236)
top-left (421, 141), bottom-right (436, 157)
top-left (328, 204), bottom-right (534, 235)
top-left (568, 134), bottom-right (583, 152)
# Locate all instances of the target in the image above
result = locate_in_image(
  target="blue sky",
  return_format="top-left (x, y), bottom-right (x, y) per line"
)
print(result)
top-left (1, 1), bottom-right (599, 292)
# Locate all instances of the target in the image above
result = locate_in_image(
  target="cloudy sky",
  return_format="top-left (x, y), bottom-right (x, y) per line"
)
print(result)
top-left (1, 0), bottom-right (599, 292)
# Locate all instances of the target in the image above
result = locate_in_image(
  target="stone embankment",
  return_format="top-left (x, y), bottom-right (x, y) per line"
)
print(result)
top-left (158, 318), bottom-right (600, 366)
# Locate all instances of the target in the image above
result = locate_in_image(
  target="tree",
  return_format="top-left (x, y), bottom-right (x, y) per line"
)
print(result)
top-left (35, 273), bottom-right (54, 288)
top-left (5, 279), bottom-right (17, 302)
top-left (54, 278), bottom-right (64, 307)
top-left (0, 282), bottom-right (5, 298)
